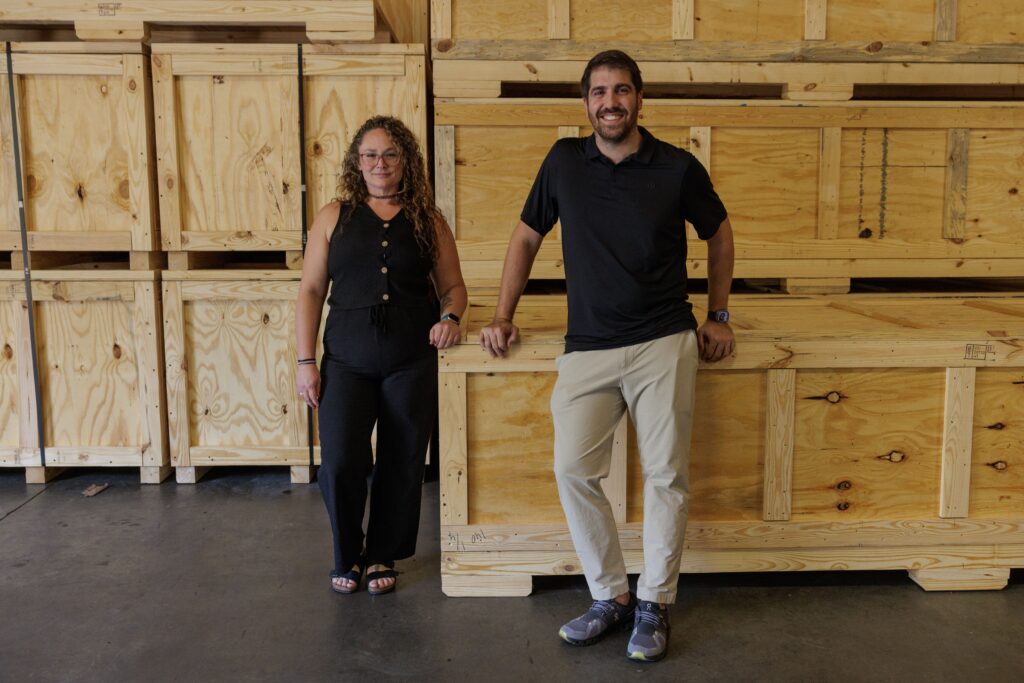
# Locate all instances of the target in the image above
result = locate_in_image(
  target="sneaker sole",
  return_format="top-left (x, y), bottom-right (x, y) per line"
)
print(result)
top-left (627, 648), bottom-right (667, 662)
top-left (559, 617), bottom-right (633, 647)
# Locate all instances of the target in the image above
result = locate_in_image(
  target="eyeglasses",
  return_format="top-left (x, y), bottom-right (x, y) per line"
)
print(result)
top-left (359, 151), bottom-right (402, 166)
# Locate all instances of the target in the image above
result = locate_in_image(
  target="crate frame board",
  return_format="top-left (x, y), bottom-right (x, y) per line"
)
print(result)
top-left (0, 1), bottom-right (382, 43)
top-left (436, 98), bottom-right (1024, 291)
top-left (151, 42), bottom-right (426, 256)
top-left (437, 294), bottom-right (1024, 595)
top-left (430, 0), bottom-right (1024, 63)
top-left (0, 42), bottom-right (160, 256)
top-left (162, 271), bottom-right (325, 484)
top-left (0, 271), bottom-right (169, 484)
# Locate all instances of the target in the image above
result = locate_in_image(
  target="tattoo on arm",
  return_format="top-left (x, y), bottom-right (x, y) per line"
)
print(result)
top-left (439, 295), bottom-right (452, 313)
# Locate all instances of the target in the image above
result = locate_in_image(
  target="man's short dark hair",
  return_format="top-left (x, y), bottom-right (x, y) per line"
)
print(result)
top-left (580, 50), bottom-right (643, 98)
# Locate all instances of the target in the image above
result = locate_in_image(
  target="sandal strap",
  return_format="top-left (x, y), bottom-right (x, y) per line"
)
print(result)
top-left (366, 568), bottom-right (398, 581)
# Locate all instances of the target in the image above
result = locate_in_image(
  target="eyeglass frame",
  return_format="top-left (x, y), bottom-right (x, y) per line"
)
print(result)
top-left (358, 150), bottom-right (403, 167)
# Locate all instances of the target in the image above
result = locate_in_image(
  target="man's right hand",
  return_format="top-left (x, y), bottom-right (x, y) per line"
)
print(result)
top-left (478, 318), bottom-right (520, 358)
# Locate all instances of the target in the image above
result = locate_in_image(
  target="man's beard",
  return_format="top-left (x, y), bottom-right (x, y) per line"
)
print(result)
top-left (589, 107), bottom-right (636, 144)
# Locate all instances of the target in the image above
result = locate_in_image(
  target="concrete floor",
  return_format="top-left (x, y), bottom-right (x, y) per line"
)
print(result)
top-left (2, 468), bottom-right (1023, 682)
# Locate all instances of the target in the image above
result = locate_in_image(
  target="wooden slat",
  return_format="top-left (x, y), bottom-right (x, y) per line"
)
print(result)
top-left (434, 125), bottom-right (457, 236)
top-left (123, 53), bottom-right (157, 251)
top-left (440, 372), bottom-right (469, 525)
top-left (16, 302), bottom-right (40, 458)
top-left (431, 0), bottom-right (452, 41)
top-left (804, 0), bottom-right (827, 40)
top-left (167, 53), bottom-right (406, 77)
top-left (162, 281), bottom-right (190, 467)
top-left (934, 0), bottom-right (958, 42)
top-left (672, 0), bottom-right (694, 40)
top-left (177, 231), bottom-right (303, 251)
top-left (817, 127), bottom-right (841, 240)
top-left (689, 126), bottom-right (711, 170)
top-left (442, 573), bottom-right (533, 597)
top-left (151, 52), bottom-right (182, 250)
top-left (74, 20), bottom-right (148, 42)
top-left (940, 367), bottom-right (975, 519)
top-left (36, 446), bottom-right (145, 466)
top-left (133, 282), bottom-right (166, 467)
top-left (189, 446), bottom-right (315, 465)
top-left (21, 232), bottom-right (132, 251)
top-left (910, 567), bottom-right (1009, 591)
top-left (6, 53), bottom-right (123, 76)
top-left (763, 369), bottom-right (796, 521)
top-left (943, 128), bottom-right (970, 241)
top-left (600, 413), bottom-right (629, 524)
top-left (547, 0), bottom-right (570, 40)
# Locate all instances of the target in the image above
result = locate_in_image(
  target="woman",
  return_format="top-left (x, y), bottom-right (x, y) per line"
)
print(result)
top-left (295, 116), bottom-right (466, 595)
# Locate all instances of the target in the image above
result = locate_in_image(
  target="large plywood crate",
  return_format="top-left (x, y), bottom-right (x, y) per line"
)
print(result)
top-left (0, 1), bottom-right (382, 43)
top-left (0, 42), bottom-right (159, 259)
top-left (435, 98), bottom-right (1024, 293)
top-left (0, 271), bottom-right (169, 484)
top-left (162, 271), bottom-right (327, 484)
top-left (432, 0), bottom-right (1024, 65)
top-left (152, 43), bottom-right (426, 265)
top-left (438, 294), bottom-right (1024, 596)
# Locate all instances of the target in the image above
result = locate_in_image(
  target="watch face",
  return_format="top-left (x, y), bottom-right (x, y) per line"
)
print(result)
top-left (711, 310), bottom-right (729, 323)
top-left (444, 313), bottom-right (461, 324)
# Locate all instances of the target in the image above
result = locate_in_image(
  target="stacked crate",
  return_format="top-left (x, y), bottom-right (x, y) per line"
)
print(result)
top-left (0, 40), bottom-right (168, 483)
top-left (152, 41), bottom-right (427, 484)
top-left (430, 0), bottom-right (1024, 595)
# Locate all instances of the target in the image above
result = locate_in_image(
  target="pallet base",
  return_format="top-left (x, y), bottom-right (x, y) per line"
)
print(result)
top-left (174, 466), bottom-right (317, 484)
top-left (24, 467), bottom-right (65, 485)
top-left (909, 567), bottom-right (1011, 591)
top-left (442, 574), bottom-right (533, 597)
top-left (20, 465), bottom-right (170, 485)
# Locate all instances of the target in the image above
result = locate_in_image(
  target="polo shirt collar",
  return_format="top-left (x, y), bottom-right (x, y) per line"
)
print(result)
top-left (584, 126), bottom-right (656, 164)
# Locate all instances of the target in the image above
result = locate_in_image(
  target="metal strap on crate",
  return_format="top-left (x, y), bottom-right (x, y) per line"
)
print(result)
top-left (298, 44), bottom-right (315, 469)
top-left (4, 44), bottom-right (47, 468)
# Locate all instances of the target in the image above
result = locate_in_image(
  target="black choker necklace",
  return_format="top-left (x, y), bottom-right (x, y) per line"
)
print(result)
top-left (369, 192), bottom-right (401, 199)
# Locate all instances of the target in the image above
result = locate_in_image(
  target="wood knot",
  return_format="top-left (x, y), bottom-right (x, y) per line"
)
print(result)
top-left (564, 564), bottom-right (576, 572)
top-left (312, 142), bottom-right (323, 156)
top-left (949, 237), bottom-right (965, 245)
top-left (987, 422), bottom-right (1006, 430)
top-left (213, 75), bottom-right (225, 84)
top-left (837, 502), bottom-right (851, 511)
top-left (858, 228), bottom-right (873, 238)
top-left (119, 179), bottom-right (130, 200)
top-left (988, 461), bottom-right (1009, 471)
top-left (525, 63), bottom-right (538, 75)
top-left (26, 174), bottom-right (37, 195)
top-left (877, 450), bottom-right (906, 463)
top-left (262, 313), bottom-right (270, 325)
top-left (282, 404), bottom-right (288, 414)
top-left (165, 176), bottom-right (175, 190)
top-left (690, 137), bottom-right (701, 148)
top-left (127, 78), bottom-right (137, 92)
top-left (2, 343), bottom-right (12, 360)
top-left (112, 343), bottom-right (122, 359)
top-left (76, 184), bottom-right (86, 201)
top-left (203, 407), bottom-right (210, 415)
top-left (99, 84), bottom-right (109, 95)
top-left (436, 39), bottom-right (452, 52)
top-left (803, 82), bottom-right (817, 91)
top-left (826, 391), bottom-right (842, 404)
top-left (836, 480), bottom-right (852, 491)
top-left (282, 181), bottom-right (290, 195)
top-left (867, 41), bottom-right (884, 53)
top-left (1010, 187), bottom-right (1019, 195)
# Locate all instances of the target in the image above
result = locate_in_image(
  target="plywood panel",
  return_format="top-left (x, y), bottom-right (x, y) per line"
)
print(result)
top-left (838, 128), bottom-right (946, 242)
top-left (466, 372), bottom-right (562, 525)
top-left (37, 299), bottom-right (146, 448)
top-left (693, 0), bottom-right (804, 41)
top-left (965, 130), bottom-right (1024, 245)
top-left (571, 0), bottom-right (673, 41)
top-left (184, 299), bottom-right (301, 448)
top-left (828, 0), bottom-right (935, 42)
top-left (957, 0), bottom-right (1024, 44)
top-left (0, 73), bottom-right (18, 235)
top-left (0, 301), bottom-right (19, 450)
top-left (792, 369), bottom-right (945, 521)
top-left (645, 126), bottom-right (691, 154)
top-left (175, 74), bottom-right (300, 235)
top-left (970, 369), bottom-right (1024, 518)
top-left (451, 0), bottom-right (547, 40)
top-left (712, 128), bottom-right (819, 243)
top-left (20, 73), bottom-right (133, 234)
top-left (627, 371), bottom-right (765, 523)
top-left (455, 126), bottom-right (558, 242)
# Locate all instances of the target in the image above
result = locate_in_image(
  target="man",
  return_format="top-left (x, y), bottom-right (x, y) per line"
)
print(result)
top-left (478, 50), bottom-right (735, 662)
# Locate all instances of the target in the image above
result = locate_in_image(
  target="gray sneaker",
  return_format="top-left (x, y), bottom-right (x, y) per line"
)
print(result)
top-left (626, 599), bottom-right (671, 661)
top-left (558, 595), bottom-right (636, 646)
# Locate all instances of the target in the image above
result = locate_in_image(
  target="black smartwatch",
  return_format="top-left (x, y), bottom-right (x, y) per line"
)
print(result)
top-left (440, 312), bottom-right (461, 325)
top-left (707, 309), bottom-right (730, 323)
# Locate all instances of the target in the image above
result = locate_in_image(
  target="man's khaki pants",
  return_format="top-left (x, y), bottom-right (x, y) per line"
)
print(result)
top-left (551, 330), bottom-right (698, 604)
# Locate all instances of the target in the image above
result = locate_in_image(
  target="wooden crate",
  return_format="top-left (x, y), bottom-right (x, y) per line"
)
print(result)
top-left (435, 98), bottom-right (1024, 294)
top-left (0, 42), bottom-right (159, 259)
top-left (0, 1), bottom-right (381, 43)
top-left (0, 271), bottom-right (169, 484)
top-left (432, 0), bottom-right (1024, 66)
top-left (162, 271), bottom-right (330, 484)
top-left (438, 294), bottom-right (1024, 596)
top-left (152, 43), bottom-right (427, 265)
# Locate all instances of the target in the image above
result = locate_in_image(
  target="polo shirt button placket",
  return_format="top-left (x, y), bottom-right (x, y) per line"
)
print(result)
top-left (380, 222), bottom-right (390, 302)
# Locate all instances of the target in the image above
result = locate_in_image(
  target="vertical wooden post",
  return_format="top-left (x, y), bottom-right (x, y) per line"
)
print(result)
top-left (601, 413), bottom-right (629, 524)
top-left (123, 53), bottom-right (158, 252)
top-left (431, 0), bottom-right (453, 41)
top-left (763, 369), bottom-right (796, 521)
top-left (804, 0), bottom-right (828, 40)
top-left (440, 373), bottom-right (469, 525)
top-left (817, 127), bottom-right (842, 240)
top-left (151, 52), bottom-right (183, 251)
top-left (548, 0), bottom-right (570, 39)
top-left (434, 125), bottom-right (457, 235)
top-left (939, 367), bottom-right (975, 518)
top-left (134, 280), bottom-right (170, 483)
top-left (943, 128), bottom-right (969, 241)
top-left (934, 0), bottom-right (958, 42)
top-left (672, 0), bottom-right (695, 40)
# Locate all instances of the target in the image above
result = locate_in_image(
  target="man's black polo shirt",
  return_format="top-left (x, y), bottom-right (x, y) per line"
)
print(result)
top-left (520, 127), bottom-right (727, 353)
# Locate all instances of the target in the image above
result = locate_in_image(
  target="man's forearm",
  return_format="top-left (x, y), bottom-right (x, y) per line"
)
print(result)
top-left (706, 219), bottom-right (735, 311)
top-left (495, 226), bottom-right (542, 321)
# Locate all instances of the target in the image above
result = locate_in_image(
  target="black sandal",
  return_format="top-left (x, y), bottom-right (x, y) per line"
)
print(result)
top-left (366, 562), bottom-right (398, 596)
top-left (330, 558), bottom-right (365, 594)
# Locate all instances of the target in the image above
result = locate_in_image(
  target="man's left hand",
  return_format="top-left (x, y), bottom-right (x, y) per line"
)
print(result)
top-left (697, 321), bottom-right (735, 362)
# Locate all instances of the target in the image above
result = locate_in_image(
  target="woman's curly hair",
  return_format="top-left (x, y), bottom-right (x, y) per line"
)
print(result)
top-left (336, 116), bottom-right (444, 262)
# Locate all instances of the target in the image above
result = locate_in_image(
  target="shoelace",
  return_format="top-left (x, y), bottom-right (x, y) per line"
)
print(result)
top-left (637, 605), bottom-right (665, 628)
top-left (589, 599), bottom-right (622, 620)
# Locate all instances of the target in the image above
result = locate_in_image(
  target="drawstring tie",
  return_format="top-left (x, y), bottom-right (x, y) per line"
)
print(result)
top-left (369, 303), bottom-right (388, 333)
